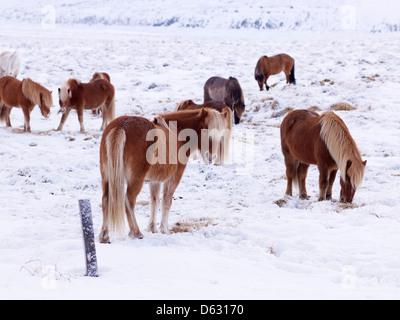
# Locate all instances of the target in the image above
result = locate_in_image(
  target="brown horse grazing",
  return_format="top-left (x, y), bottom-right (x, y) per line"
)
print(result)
top-left (90, 72), bottom-right (111, 115)
top-left (99, 108), bottom-right (229, 243)
top-left (57, 78), bottom-right (115, 133)
top-left (280, 109), bottom-right (366, 203)
top-left (175, 99), bottom-right (233, 164)
top-left (255, 54), bottom-right (296, 91)
top-left (204, 76), bottom-right (245, 125)
top-left (0, 76), bottom-right (52, 132)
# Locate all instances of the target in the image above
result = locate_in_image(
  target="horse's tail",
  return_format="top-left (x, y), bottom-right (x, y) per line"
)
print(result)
top-left (290, 63), bottom-right (296, 85)
top-left (6, 52), bottom-right (21, 77)
top-left (254, 57), bottom-right (264, 82)
top-left (104, 127), bottom-right (127, 233)
top-left (21, 78), bottom-right (52, 106)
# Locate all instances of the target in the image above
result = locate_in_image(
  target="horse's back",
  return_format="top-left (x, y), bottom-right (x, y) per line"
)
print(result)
top-left (82, 79), bottom-right (114, 105)
top-left (204, 77), bottom-right (227, 102)
top-left (281, 109), bottom-right (323, 165)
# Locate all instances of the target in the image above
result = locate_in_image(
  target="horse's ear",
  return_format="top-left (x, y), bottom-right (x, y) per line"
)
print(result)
top-left (362, 160), bottom-right (367, 167)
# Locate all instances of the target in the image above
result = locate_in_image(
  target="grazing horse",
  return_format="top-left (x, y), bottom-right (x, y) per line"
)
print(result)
top-left (90, 72), bottom-right (111, 115)
top-left (0, 76), bottom-right (52, 132)
top-left (280, 109), bottom-right (366, 203)
top-left (176, 99), bottom-right (233, 164)
top-left (255, 54), bottom-right (295, 91)
top-left (203, 76), bottom-right (245, 125)
top-left (99, 108), bottom-right (228, 243)
top-left (0, 51), bottom-right (21, 78)
top-left (57, 77), bottom-right (115, 133)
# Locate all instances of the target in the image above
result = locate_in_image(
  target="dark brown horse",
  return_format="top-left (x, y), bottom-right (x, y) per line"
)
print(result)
top-left (57, 77), bottom-right (115, 133)
top-left (203, 76), bottom-right (245, 125)
top-left (280, 109), bottom-right (366, 203)
top-left (99, 108), bottom-right (229, 243)
top-left (0, 76), bottom-right (52, 132)
top-left (175, 99), bottom-right (233, 164)
top-left (255, 54), bottom-right (295, 91)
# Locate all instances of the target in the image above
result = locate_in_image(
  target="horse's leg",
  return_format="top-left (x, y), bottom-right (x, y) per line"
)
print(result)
top-left (160, 165), bottom-right (186, 234)
top-left (125, 178), bottom-right (145, 239)
top-left (282, 151), bottom-right (296, 197)
top-left (297, 163), bottom-right (310, 200)
top-left (284, 68), bottom-right (291, 84)
top-left (318, 166), bottom-right (330, 201)
top-left (2, 105), bottom-right (12, 127)
top-left (147, 182), bottom-right (161, 233)
top-left (100, 102), bottom-right (109, 131)
top-left (99, 178), bottom-right (110, 243)
top-left (264, 74), bottom-right (270, 91)
top-left (22, 106), bottom-right (31, 132)
top-left (57, 107), bottom-right (71, 131)
top-left (77, 106), bottom-right (85, 133)
top-left (326, 169), bottom-right (337, 200)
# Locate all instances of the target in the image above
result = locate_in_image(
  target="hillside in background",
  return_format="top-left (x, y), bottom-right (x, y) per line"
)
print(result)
top-left (0, 0), bottom-right (399, 32)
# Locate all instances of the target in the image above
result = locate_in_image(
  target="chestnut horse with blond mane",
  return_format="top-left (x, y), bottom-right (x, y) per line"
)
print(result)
top-left (0, 76), bottom-right (52, 132)
top-left (99, 108), bottom-right (229, 243)
top-left (280, 109), bottom-right (366, 203)
top-left (57, 77), bottom-right (115, 133)
top-left (255, 54), bottom-right (296, 91)
top-left (176, 99), bottom-right (233, 164)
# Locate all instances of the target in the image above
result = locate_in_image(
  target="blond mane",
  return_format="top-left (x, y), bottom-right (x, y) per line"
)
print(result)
top-left (22, 78), bottom-right (53, 107)
top-left (319, 111), bottom-right (365, 188)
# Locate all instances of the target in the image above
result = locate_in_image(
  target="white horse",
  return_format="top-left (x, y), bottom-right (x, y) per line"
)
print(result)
top-left (0, 51), bottom-right (21, 78)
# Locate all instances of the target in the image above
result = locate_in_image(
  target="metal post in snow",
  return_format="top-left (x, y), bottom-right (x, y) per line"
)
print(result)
top-left (79, 199), bottom-right (99, 277)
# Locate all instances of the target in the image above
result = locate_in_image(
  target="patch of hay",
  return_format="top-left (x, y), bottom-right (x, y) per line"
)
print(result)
top-left (171, 217), bottom-right (216, 233)
top-left (330, 102), bottom-right (357, 111)
top-left (307, 105), bottom-right (322, 112)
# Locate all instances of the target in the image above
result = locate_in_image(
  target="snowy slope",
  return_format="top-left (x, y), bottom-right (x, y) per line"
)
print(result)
top-left (0, 0), bottom-right (400, 32)
top-left (0, 1), bottom-right (400, 300)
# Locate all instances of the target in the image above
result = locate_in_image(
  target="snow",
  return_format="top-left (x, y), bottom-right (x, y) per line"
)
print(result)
top-left (1, 0), bottom-right (400, 300)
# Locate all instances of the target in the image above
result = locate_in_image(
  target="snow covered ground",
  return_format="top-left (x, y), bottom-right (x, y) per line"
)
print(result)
top-left (1, 1), bottom-right (400, 300)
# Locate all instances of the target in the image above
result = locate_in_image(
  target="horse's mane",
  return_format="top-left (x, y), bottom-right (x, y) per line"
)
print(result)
top-left (22, 78), bottom-right (53, 107)
top-left (175, 99), bottom-right (195, 111)
top-left (159, 108), bottom-right (226, 139)
top-left (319, 111), bottom-right (365, 188)
top-left (60, 78), bottom-right (81, 102)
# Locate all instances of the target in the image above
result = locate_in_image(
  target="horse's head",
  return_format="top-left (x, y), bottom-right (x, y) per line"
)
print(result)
top-left (39, 91), bottom-right (52, 118)
top-left (199, 108), bottom-right (228, 164)
top-left (227, 77), bottom-right (245, 124)
top-left (340, 159), bottom-right (367, 203)
top-left (233, 101), bottom-right (245, 124)
top-left (58, 79), bottom-right (80, 111)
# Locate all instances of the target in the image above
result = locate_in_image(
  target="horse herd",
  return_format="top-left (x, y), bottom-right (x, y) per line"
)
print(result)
top-left (0, 51), bottom-right (366, 243)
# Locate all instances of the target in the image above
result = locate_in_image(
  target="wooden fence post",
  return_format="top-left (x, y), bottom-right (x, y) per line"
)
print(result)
top-left (79, 199), bottom-right (99, 277)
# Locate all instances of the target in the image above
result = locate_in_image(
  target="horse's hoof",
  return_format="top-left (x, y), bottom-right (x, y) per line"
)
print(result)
top-left (146, 223), bottom-right (157, 233)
top-left (129, 230), bottom-right (144, 239)
top-left (99, 231), bottom-right (110, 244)
top-left (160, 226), bottom-right (170, 235)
